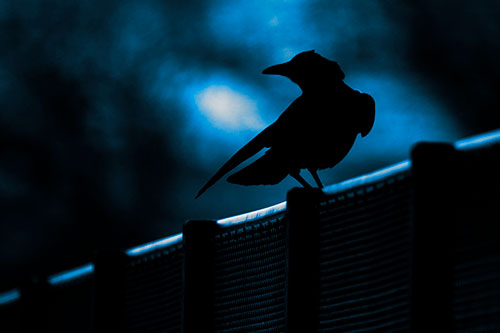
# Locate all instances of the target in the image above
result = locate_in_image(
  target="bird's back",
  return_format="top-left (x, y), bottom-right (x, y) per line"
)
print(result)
top-left (266, 83), bottom-right (372, 171)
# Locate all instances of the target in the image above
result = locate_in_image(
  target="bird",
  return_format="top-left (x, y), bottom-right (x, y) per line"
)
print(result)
top-left (196, 50), bottom-right (375, 198)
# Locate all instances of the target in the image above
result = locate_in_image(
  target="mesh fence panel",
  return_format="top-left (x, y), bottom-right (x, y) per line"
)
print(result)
top-left (0, 299), bottom-right (20, 333)
top-left (48, 276), bottom-right (93, 332)
top-left (452, 141), bottom-right (500, 332)
top-left (213, 213), bottom-right (287, 332)
top-left (123, 242), bottom-right (183, 332)
top-left (454, 246), bottom-right (500, 332)
top-left (318, 171), bottom-right (412, 332)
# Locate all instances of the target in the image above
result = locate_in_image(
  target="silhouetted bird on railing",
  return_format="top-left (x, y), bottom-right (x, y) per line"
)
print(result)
top-left (196, 50), bottom-right (375, 198)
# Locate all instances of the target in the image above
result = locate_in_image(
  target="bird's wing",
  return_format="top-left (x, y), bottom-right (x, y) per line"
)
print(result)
top-left (195, 125), bottom-right (274, 198)
top-left (356, 92), bottom-right (375, 137)
top-left (226, 151), bottom-right (289, 185)
top-left (340, 86), bottom-right (375, 137)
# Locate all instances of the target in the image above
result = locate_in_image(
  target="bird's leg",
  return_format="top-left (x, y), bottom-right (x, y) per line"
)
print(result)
top-left (308, 168), bottom-right (324, 188)
top-left (291, 172), bottom-right (312, 188)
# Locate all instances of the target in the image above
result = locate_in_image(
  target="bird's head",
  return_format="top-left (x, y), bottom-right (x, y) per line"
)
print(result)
top-left (262, 50), bottom-right (345, 90)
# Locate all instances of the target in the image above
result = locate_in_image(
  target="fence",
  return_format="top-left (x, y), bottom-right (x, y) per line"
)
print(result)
top-left (1, 129), bottom-right (499, 332)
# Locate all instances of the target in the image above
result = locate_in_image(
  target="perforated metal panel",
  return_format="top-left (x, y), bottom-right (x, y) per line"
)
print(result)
top-left (213, 213), bottom-right (287, 332)
top-left (318, 172), bottom-right (412, 332)
top-left (123, 243), bottom-right (183, 332)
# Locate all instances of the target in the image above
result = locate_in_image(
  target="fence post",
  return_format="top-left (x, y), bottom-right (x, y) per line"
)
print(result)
top-left (183, 220), bottom-right (217, 333)
top-left (286, 187), bottom-right (322, 332)
top-left (93, 249), bottom-right (128, 332)
top-left (410, 142), bottom-right (456, 332)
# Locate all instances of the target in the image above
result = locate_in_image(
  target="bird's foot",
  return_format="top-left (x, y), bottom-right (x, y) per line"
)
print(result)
top-left (291, 172), bottom-right (313, 188)
top-left (308, 169), bottom-right (324, 188)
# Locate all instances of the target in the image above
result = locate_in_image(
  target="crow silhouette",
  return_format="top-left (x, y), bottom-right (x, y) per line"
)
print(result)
top-left (196, 50), bottom-right (375, 198)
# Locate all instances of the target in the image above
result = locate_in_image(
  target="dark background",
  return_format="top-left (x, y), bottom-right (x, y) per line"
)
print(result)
top-left (1, 0), bottom-right (499, 289)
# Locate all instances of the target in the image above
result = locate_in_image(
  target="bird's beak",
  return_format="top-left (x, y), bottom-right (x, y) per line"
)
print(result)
top-left (262, 62), bottom-right (292, 77)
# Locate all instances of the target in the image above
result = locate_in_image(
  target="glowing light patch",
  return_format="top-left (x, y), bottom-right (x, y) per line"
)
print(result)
top-left (323, 160), bottom-right (411, 196)
top-left (126, 233), bottom-right (183, 256)
top-left (196, 85), bottom-right (265, 131)
top-left (0, 289), bottom-right (20, 306)
top-left (48, 264), bottom-right (94, 285)
top-left (455, 128), bottom-right (500, 150)
top-left (217, 201), bottom-right (286, 226)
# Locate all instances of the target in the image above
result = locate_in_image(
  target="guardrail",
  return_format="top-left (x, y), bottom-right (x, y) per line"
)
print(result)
top-left (1, 129), bottom-right (500, 332)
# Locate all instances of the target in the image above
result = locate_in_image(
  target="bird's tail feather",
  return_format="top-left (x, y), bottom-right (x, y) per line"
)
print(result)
top-left (227, 153), bottom-right (288, 186)
top-left (195, 129), bottom-right (271, 198)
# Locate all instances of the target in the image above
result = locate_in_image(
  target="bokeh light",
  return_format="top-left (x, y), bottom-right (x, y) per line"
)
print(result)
top-left (195, 85), bottom-right (264, 131)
